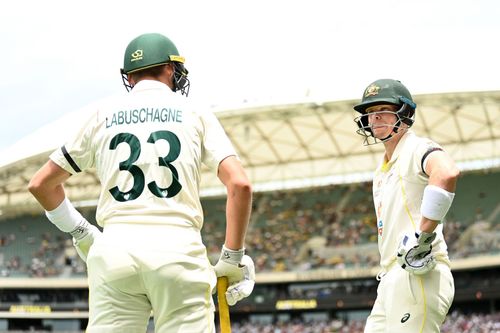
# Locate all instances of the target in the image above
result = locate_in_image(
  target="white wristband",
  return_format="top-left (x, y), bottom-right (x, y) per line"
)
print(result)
top-left (45, 198), bottom-right (84, 232)
top-left (420, 185), bottom-right (455, 222)
top-left (221, 244), bottom-right (245, 265)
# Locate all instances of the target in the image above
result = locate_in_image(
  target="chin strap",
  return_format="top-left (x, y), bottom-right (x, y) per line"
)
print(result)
top-left (379, 129), bottom-right (397, 142)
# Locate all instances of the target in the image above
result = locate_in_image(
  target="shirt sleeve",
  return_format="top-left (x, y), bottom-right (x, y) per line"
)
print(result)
top-left (200, 110), bottom-right (238, 174)
top-left (414, 138), bottom-right (444, 176)
top-left (49, 110), bottom-right (98, 174)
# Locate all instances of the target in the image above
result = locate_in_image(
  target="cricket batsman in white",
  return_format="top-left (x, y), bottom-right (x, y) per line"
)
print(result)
top-left (353, 79), bottom-right (459, 333)
top-left (29, 32), bottom-right (255, 332)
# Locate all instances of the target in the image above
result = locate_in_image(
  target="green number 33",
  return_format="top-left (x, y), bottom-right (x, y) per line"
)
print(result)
top-left (108, 131), bottom-right (182, 202)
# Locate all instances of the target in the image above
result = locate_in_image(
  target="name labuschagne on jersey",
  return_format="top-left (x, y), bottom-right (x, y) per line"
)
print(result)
top-left (106, 107), bottom-right (183, 128)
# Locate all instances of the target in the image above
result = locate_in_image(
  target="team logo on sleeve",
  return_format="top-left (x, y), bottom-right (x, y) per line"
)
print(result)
top-left (377, 220), bottom-right (383, 236)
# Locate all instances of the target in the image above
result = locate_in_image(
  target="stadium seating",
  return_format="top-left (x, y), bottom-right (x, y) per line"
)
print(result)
top-left (0, 215), bottom-right (85, 278)
top-left (0, 170), bottom-right (498, 276)
top-left (224, 311), bottom-right (500, 333)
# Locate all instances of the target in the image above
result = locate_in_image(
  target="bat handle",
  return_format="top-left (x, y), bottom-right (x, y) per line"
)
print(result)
top-left (217, 276), bottom-right (231, 333)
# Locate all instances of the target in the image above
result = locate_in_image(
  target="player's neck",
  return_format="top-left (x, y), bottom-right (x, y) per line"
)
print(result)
top-left (383, 132), bottom-right (403, 162)
top-left (382, 125), bottom-right (410, 161)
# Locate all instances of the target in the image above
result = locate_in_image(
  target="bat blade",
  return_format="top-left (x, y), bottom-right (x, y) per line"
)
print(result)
top-left (217, 276), bottom-right (231, 333)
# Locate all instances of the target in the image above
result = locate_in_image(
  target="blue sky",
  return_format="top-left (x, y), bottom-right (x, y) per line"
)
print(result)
top-left (1, 0), bottom-right (499, 152)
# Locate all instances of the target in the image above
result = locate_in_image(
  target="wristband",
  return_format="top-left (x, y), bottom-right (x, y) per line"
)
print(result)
top-left (45, 197), bottom-right (84, 232)
top-left (220, 244), bottom-right (245, 265)
top-left (420, 185), bottom-right (455, 222)
top-left (69, 219), bottom-right (93, 241)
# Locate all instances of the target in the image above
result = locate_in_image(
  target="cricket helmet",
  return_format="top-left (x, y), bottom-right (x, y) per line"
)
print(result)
top-left (120, 33), bottom-right (190, 96)
top-left (353, 79), bottom-right (416, 145)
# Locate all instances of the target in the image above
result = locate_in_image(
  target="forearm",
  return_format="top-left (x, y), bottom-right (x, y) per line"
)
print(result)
top-left (420, 217), bottom-right (439, 233)
top-left (224, 184), bottom-right (252, 250)
top-left (28, 161), bottom-right (71, 210)
top-left (30, 183), bottom-right (66, 211)
top-left (29, 160), bottom-right (84, 233)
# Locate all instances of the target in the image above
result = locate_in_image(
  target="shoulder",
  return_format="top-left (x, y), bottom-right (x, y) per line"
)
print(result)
top-left (407, 131), bottom-right (442, 154)
top-left (406, 132), bottom-right (446, 175)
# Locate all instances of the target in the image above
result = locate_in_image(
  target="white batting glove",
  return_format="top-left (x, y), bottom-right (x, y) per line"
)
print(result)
top-left (69, 219), bottom-right (102, 262)
top-left (396, 231), bottom-right (437, 275)
top-left (214, 245), bottom-right (256, 306)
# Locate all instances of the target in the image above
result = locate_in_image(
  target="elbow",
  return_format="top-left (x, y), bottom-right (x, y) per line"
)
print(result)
top-left (440, 167), bottom-right (460, 190)
top-left (230, 177), bottom-right (252, 198)
top-left (28, 177), bottom-right (44, 198)
top-left (236, 179), bottom-right (253, 195)
top-left (446, 167), bottom-right (460, 183)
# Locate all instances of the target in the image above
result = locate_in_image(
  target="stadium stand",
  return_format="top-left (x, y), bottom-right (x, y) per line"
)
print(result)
top-left (1, 311), bottom-right (499, 333)
top-left (0, 178), bottom-right (498, 331)
top-left (0, 170), bottom-right (498, 277)
top-left (0, 215), bottom-right (86, 278)
top-left (0, 90), bottom-right (498, 331)
top-left (223, 310), bottom-right (500, 333)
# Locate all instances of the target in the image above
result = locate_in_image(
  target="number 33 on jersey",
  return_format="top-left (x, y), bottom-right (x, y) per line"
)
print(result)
top-left (49, 81), bottom-right (237, 229)
top-left (108, 130), bottom-right (182, 202)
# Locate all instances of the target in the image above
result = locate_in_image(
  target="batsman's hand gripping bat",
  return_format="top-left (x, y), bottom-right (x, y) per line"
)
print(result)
top-left (217, 276), bottom-right (231, 333)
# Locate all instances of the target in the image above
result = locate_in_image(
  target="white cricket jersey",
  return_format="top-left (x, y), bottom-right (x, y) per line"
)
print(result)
top-left (372, 130), bottom-right (450, 269)
top-left (50, 80), bottom-right (237, 230)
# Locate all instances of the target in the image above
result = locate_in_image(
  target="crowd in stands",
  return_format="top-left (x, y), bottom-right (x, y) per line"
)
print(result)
top-left (229, 318), bottom-right (366, 333)
top-left (222, 311), bottom-right (500, 333)
top-left (0, 171), bottom-right (498, 277)
top-left (202, 180), bottom-right (496, 272)
top-left (202, 183), bottom-right (380, 272)
top-left (0, 172), bottom-right (498, 333)
top-left (441, 310), bottom-right (500, 333)
top-left (0, 221), bottom-right (86, 278)
top-left (3, 311), bottom-right (499, 333)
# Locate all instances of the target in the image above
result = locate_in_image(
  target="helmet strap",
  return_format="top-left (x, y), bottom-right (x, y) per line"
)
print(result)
top-left (379, 116), bottom-right (404, 142)
top-left (121, 69), bottom-right (133, 92)
top-left (172, 62), bottom-right (190, 96)
top-left (380, 132), bottom-right (395, 142)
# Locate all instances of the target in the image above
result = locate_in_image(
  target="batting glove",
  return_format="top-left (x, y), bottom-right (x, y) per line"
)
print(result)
top-left (69, 219), bottom-right (102, 262)
top-left (396, 231), bottom-right (437, 275)
top-left (214, 245), bottom-right (256, 306)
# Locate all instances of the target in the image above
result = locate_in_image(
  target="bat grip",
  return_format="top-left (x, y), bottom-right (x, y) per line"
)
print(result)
top-left (217, 276), bottom-right (231, 333)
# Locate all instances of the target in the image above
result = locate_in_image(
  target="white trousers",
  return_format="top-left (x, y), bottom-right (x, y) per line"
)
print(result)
top-left (86, 223), bottom-right (216, 333)
top-left (364, 262), bottom-right (454, 333)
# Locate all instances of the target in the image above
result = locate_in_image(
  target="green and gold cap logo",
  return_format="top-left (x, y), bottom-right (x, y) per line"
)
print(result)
top-left (130, 49), bottom-right (143, 62)
top-left (364, 84), bottom-right (380, 97)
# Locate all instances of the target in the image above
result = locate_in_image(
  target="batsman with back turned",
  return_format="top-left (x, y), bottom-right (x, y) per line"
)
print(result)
top-left (353, 79), bottom-right (459, 333)
top-left (28, 32), bottom-right (255, 332)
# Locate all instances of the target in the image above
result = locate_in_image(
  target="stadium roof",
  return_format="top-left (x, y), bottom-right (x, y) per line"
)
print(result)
top-left (0, 90), bottom-right (499, 216)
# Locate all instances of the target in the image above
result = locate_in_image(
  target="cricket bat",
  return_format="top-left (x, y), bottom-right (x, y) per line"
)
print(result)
top-left (217, 276), bottom-right (231, 333)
